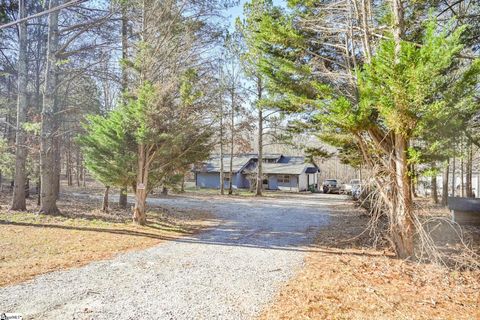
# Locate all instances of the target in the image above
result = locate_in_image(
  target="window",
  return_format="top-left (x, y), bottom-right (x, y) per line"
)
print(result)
top-left (277, 175), bottom-right (290, 184)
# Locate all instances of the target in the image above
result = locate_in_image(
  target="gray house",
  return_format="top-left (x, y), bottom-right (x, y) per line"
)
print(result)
top-left (193, 154), bottom-right (319, 192)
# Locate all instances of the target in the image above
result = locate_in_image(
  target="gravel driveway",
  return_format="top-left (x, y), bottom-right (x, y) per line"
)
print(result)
top-left (1, 194), bottom-right (344, 319)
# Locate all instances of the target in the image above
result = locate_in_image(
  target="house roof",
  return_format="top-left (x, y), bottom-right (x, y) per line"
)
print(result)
top-left (195, 155), bottom-right (253, 173)
top-left (194, 154), bottom-right (319, 175)
top-left (256, 156), bottom-right (319, 175)
top-left (261, 163), bottom-right (317, 175)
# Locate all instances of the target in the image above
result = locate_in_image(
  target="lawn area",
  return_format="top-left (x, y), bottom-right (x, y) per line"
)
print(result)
top-left (260, 203), bottom-right (480, 320)
top-left (0, 193), bottom-right (216, 287)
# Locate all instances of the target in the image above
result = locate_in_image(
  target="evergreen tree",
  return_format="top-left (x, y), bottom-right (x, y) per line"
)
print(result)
top-left (241, 0), bottom-right (480, 257)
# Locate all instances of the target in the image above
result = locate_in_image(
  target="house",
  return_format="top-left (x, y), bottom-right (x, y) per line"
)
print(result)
top-left (193, 154), bottom-right (320, 192)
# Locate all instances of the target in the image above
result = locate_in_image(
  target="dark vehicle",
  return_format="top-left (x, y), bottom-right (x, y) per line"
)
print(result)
top-left (322, 179), bottom-right (341, 194)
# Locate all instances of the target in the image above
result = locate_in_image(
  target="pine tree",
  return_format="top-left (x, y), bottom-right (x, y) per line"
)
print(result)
top-left (241, 0), bottom-right (480, 257)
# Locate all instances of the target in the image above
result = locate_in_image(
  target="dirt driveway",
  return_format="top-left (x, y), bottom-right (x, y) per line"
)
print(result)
top-left (0, 193), bottom-right (348, 319)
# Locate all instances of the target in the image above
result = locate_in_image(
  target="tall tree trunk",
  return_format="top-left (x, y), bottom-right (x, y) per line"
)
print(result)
top-left (66, 135), bottom-right (73, 186)
top-left (441, 160), bottom-right (449, 206)
top-left (53, 69), bottom-right (61, 200)
top-left (228, 89), bottom-right (234, 195)
top-left (40, 0), bottom-right (60, 215)
top-left (392, 135), bottom-right (414, 258)
top-left (466, 143), bottom-right (473, 197)
top-left (37, 178), bottom-right (41, 206)
top-left (410, 164), bottom-right (417, 198)
top-left (102, 185), bottom-right (110, 212)
top-left (219, 104), bottom-right (225, 195)
top-left (391, 0), bottom-right (414, 258)
top-left (118, 6), bottom-right (129, 210)
top-left (360, 0), bottom-right (372, 62)
top-left (121, 5), bottom-right (128, 93)
top-left (11, 0), bottom-right (28, 211)
top-left (76, 150), bottom-right (81, 187)
top-left (431, 170), bottom-right (438, 204)
top-left (452, 155), bottom-right (456, 197)
top-left (119, 187), bottom-right (128, 208)
top-left (460, 155), bottom-right (464, 197)
top-left (255, 77), bottom-right (263, 197)
top-left (133, 144), bottom-right (148, 225)
top-left (82, 164), bottom-right (86, 188)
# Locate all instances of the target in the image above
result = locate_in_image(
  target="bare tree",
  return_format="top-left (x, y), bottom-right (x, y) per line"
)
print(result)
top-left (11, 0), bottom-right (28, 210)
top-left (40, 0), bottom-right (61, 214)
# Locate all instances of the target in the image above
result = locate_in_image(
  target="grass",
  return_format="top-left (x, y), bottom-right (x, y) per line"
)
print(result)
top-left (0, 193), bottom-right (216, 287)
top-left (259, 203), bottom-right (480, 320)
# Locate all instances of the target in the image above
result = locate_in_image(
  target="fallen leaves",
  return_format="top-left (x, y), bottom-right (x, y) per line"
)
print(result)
top-left (259, 205), bottom-right (480, 320)
top-left (0, 192), bottom-right (216, 287)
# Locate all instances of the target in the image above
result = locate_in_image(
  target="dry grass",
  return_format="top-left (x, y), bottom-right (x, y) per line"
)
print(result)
top-left (260, 204), bottom-right (480, 320)
top-left (0, 193), bottom-right (216, 288)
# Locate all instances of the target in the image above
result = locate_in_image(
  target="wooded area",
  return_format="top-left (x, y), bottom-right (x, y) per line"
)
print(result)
top-left (0, 0), bottom-right (479, 262)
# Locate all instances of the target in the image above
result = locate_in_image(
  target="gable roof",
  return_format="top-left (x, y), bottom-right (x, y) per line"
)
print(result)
top-left (261, 163), bottom-right (315, 175)
top-left (194, 154), bottom-right (319, 175)
top-left (195, 154), bottom-right (253, 173)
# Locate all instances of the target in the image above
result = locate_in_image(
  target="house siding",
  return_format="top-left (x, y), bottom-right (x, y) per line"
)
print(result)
top-left (196, 172), bottom-right (246, 189)
top-left (268, 175), bottom-right (278, 190)
top-left (196, 172), bottom-right (220, 188)
top-left (268, 174), bottom-right (299, 191)
top-left (298, 173), bottom-right (308, 191)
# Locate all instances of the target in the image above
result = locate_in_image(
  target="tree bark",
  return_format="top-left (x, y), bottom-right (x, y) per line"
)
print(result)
top-left (460, 155), bottom-right (464, 197)
top-left (118, 6), bottom-right (129, 210)
top-left (133, 144), bottom-right (148, 225)
top-left (430, 168), bottom-right (438, 204)
top-left (441, 160), bottom-right (449, 206)
top-left (37, 179), bottom-right (41, 206)
top-left (452, 155), bottom-right (456, 197)
top-left (228, 87), bottom-right (234, 195)
top-left (390, 0), bottom-right (414, 258)
top-left (392, 134), bottom-right (414, 259)
top-left (410, 164), bottom-right (417, 198)
top-left (82, 164), bottom-right (86, 188)
top-left (219, 103), bottom-right (225, 195)
top-left (66, 134), bottom-right (73, 186)
top-left (40, 0), bottom-right (60, 215)
top-left (431, 171), bottom-right (438, 204)
top-left (466, 143), bottom-right (473, 197)
top-left (102, 185), bottom-right (110, 212)
top-left (11, 0), bottom-right (28, 211)
top-left (121, 5), bottom-right (128, 93)
top-left (76, 150), bottom-right (81, 187)
top-left (255, 77), bottom-right (263, 197)
top-left (53, 81), bottom-right (61, 201)
top-left (119, 187), bottom-right (128, 208)
top-left (391, 0), bottom-right (404, 60)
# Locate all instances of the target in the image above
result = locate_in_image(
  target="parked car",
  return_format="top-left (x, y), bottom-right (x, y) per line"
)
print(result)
top-left (322, 179), bottom-right (342, 194)
top-left (343, 179), bottom-right (361, 195)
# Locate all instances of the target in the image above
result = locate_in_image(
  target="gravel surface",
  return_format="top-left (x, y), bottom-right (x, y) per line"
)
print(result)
top-left (0, 194), bottom-right (345, 320)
